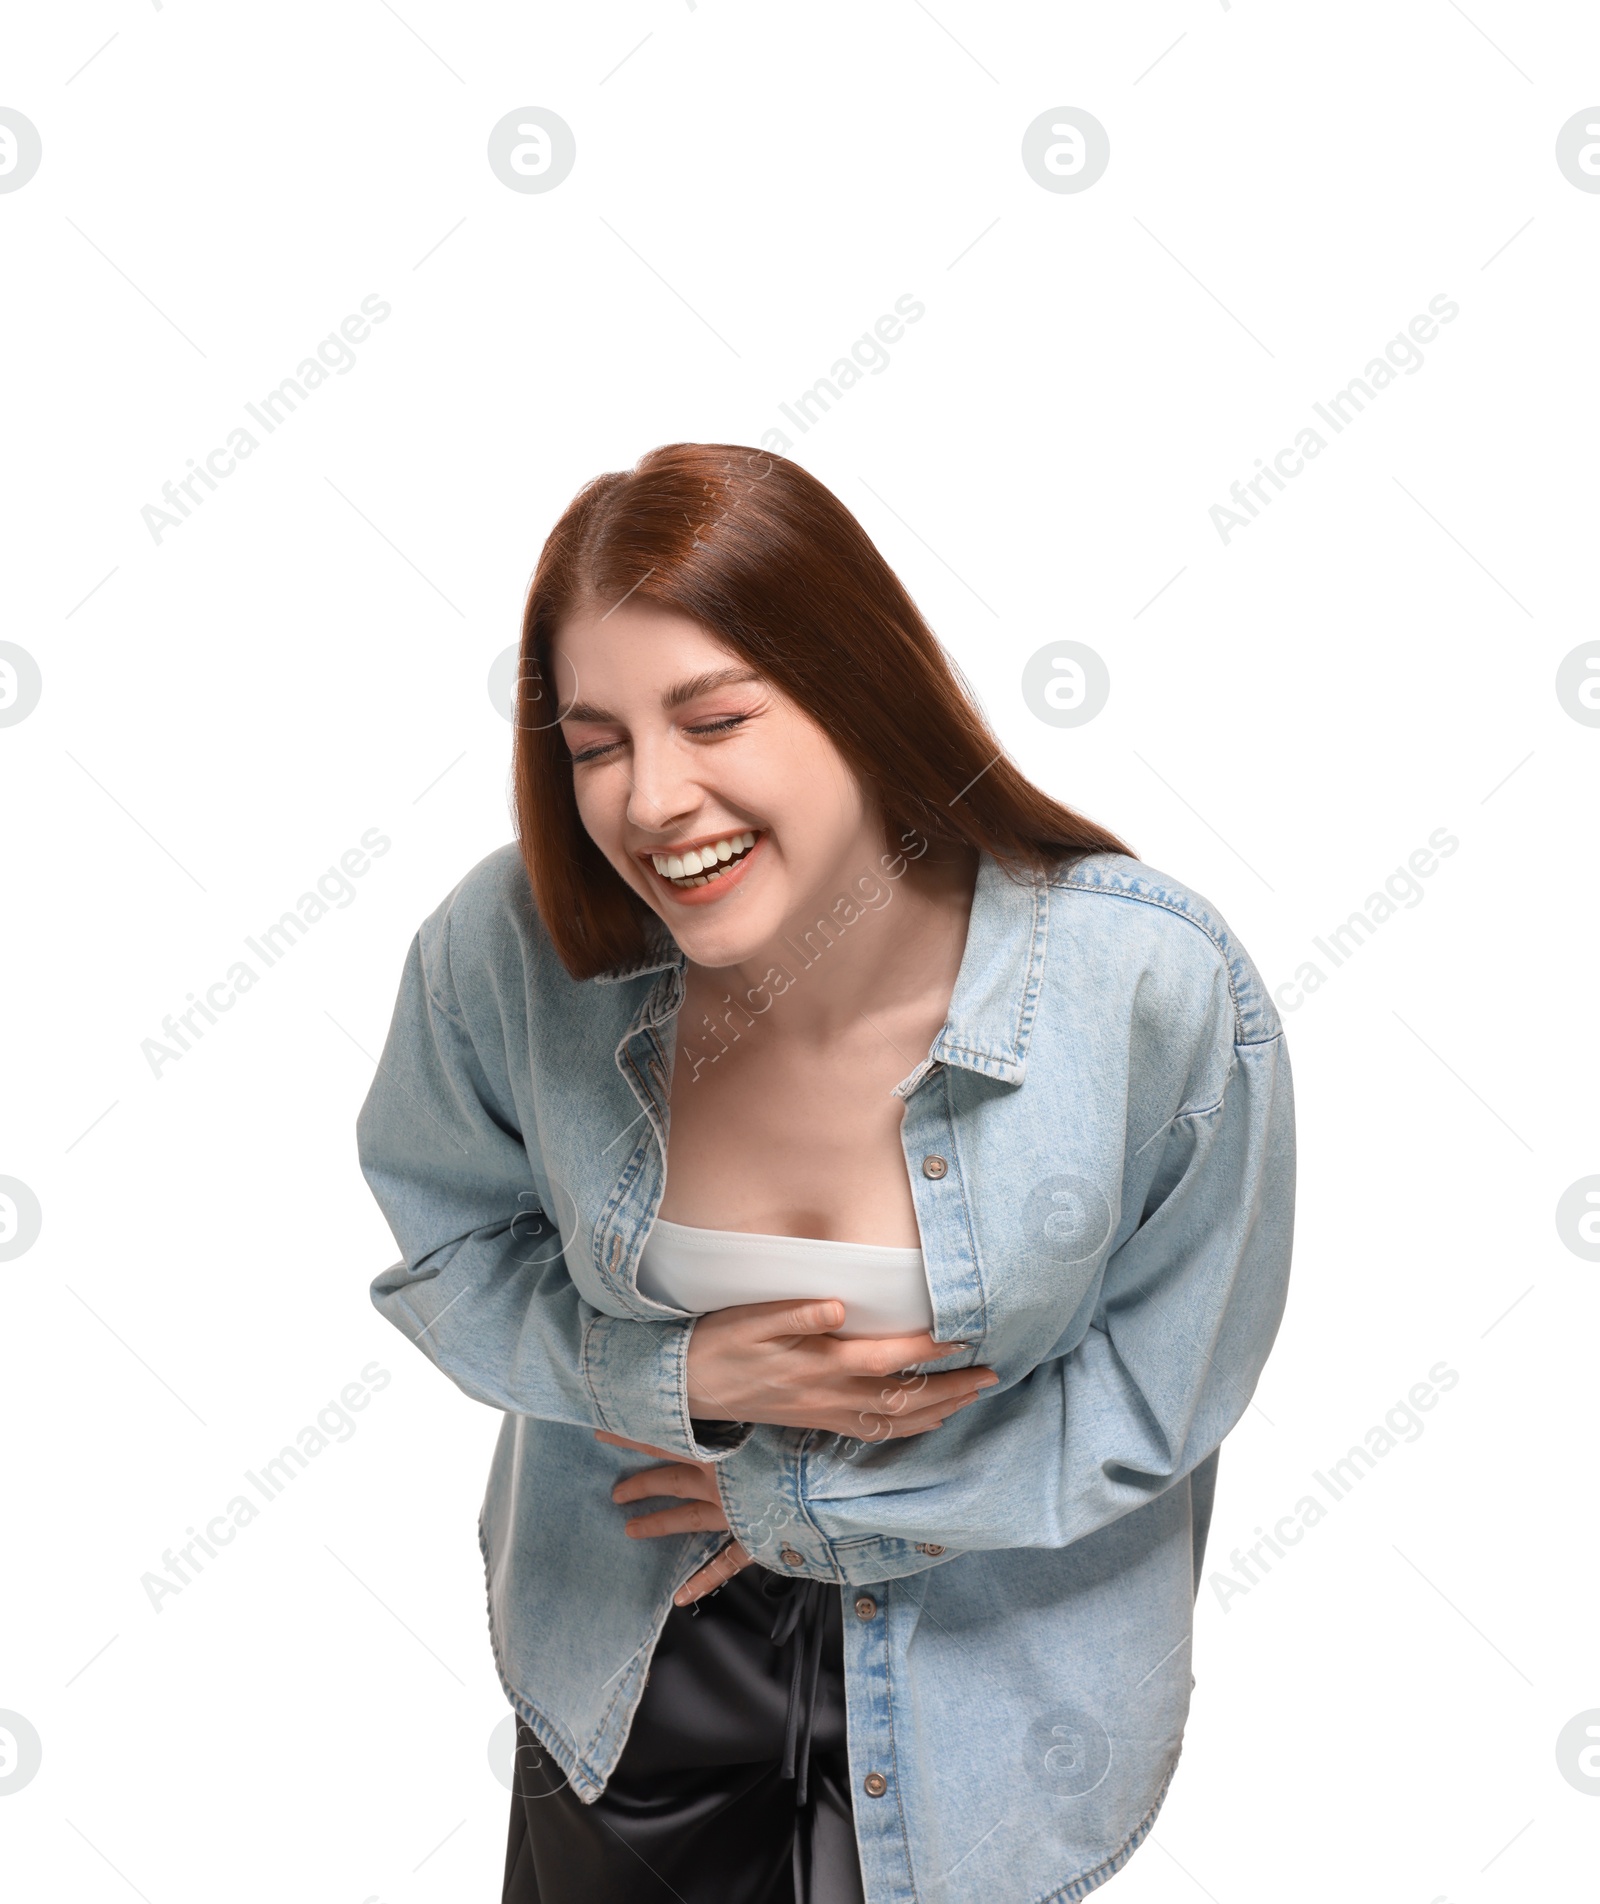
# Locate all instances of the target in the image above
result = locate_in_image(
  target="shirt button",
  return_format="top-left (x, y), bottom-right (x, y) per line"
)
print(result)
top-left (854, 1595), bottom-right (877, 1621)
top-left (779, 1546), bottom-right (804, 1567)
top-left (863, 1771), bottom-right (888, 1798)
top-left (921, 1154), bottom-right (948, 1180)
top-left (914, 1542), bottom-right (946, 1556)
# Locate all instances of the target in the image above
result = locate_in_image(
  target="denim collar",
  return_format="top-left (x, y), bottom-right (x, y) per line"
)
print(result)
top-left (591, 849), bottom-right (1050, 1092)
top-left (589, 917), bottom-right (684, 987)
top-left (925, 851), bottom-right (1049, 1088)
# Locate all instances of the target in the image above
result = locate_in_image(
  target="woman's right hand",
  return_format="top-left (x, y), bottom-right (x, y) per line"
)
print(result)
top-left (684, 1299), bottom-right (998, 1441)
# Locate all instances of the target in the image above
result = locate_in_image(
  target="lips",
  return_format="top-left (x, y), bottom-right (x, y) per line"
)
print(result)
top-left (637, 829), bottom-right (766, 905)
top-left (650, 831), bottom-right (755, 885)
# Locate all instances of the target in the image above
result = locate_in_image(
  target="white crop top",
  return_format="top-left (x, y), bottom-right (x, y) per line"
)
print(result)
top-left (636, 1215), bottom-right (935, 1339)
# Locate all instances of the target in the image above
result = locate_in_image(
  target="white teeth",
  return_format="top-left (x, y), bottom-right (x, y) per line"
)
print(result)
top-left (649, 831), bottom-right (761, 888)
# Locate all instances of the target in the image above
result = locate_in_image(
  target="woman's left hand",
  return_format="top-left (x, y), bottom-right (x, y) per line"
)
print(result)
top-left (595, 1429), bottom-right (758, 1605)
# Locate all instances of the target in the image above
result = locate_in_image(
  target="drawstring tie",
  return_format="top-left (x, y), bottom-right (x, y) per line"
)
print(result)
top-left (760, 1572), bottom-right (832, 1904)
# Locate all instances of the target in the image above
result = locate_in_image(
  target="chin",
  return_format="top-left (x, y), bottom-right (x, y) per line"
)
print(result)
top-left (662, 906), bottom-right (777, 970)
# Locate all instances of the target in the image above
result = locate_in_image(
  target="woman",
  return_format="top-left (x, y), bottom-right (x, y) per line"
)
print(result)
top-left (355, 443), bottom-right (1296, 1904)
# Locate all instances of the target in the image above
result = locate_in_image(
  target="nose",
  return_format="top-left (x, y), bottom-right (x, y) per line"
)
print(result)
top-left (624, 728), bottom-right (700, 837)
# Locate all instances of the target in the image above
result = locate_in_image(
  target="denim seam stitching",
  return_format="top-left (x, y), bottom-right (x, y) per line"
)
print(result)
top-left (622, 1045), bottom-right (669, 1171)
top-left (666, 1323), bottom-right (715, 1459)
top-left (939, 1061), bottom-right (991, 1350)
top-left (878, 1585), bottom-right (921, 1901)
top-left (936, 866), bottom-right (1048, 1076)
top-left (996, 868), bottom-right (1049, 1064)
top-left (476, 1509), bottom-right (610, 1799)
top-left (1020, 867), bottom-right (1050, 1052)
top-left (1048, 874), bottom-right (1269, 1046)
top-left (578, 1315), bottom-right (613, 1433)
top-left (479, 1508), bottom-right (684, 1801)
top-left (1031, 1744), bottom-right (1183, 1904)
top-left (595, 1113), bottom-right (654, 1305)
top-left (1171, 1030), bottom-right (1281, 1123)
top-left (791, 1436), bottom-right (846, 1582)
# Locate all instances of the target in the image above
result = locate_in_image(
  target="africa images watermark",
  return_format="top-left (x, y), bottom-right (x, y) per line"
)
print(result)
top-left (756, 293), bottom-right (925, 456)
top-left (676, 828), bottom-right (931, 1083)
top-left (1207, 1359), bottom-right (1460, 1610)
top-left (141, 826), bottom-right (391, 1077)
top-left (1209, 293), bottom-right (1459, 545)
top-left (140, 1361), bottom-right (392, 1613)
top-left (1273, 825), bottom-right (1458, 1014)
top-left (140, 293), bottom-right (391, 545)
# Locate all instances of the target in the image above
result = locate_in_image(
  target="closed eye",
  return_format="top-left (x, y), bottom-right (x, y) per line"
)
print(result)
top-left (686, 714), bottom-right (751, 739)
top-left (567, 712), bottom-right (752, 766)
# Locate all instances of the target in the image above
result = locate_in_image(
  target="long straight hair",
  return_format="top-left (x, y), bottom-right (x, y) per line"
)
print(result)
top-left (513, 443), bottom-right (1134, 979)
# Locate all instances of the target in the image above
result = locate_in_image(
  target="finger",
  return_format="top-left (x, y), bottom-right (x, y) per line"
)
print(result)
top-left (855, 1391), bottom-right (983, 1440)
top-left (746, 1298), bottom-right (846, 1339)
top-left (622, 1501), bottom-right (730, 1540)
top-left (889, 1395), bottom-right (980, 1435)
top-left (675, 1541), bottom-right (755, 1606)
top-left (796, 1376), bottom-right (973, 1440)
top-left (834, 1334), bottom-right (974, 1377)
top-left (594, 1430), bottom-right (681, 1461)
top-left (612, 1463), bottom-right (716, 1505)
top-left (855, 1369), bottom-right (995, 1413)
top-left (809, 1390), bottom-right (978, 1446)
top-left (873, 1368), bottom-right (930, 1410)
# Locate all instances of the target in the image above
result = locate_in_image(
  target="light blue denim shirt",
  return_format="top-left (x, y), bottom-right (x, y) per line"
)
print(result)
top-left (355, 841), bottom-right (1296, 1904)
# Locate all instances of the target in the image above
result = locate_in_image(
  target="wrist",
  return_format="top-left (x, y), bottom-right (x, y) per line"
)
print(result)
top-left (684, 1322), bottom-right (739, 1421)
top-left (685, 1368), bottom-right (735, 1420)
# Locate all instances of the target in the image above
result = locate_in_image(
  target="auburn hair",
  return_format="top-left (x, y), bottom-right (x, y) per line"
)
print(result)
top-left (513, 443), bottom-right (1134, 979)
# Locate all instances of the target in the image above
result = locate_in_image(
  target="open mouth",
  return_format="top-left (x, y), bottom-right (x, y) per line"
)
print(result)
top-left (645, 830), bottom-right (761, 891)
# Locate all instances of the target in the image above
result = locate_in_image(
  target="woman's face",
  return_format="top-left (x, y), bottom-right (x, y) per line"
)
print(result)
top-left (551, 600), bottom-right (880, 969)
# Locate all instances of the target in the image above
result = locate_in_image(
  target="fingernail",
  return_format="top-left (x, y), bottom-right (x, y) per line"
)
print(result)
top-left (976, 1374), bottom-right (999, 1388)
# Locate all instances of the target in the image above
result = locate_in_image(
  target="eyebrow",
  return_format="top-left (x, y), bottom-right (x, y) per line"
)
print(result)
top-left (561, 666), bottom-right (765, 724)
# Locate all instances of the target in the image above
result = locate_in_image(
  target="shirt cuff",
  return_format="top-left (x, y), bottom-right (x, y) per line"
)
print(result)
top-left (581, 1312), bottom-right (755, 1461)
top-left (706, 1431), bottom-right (954, 1584)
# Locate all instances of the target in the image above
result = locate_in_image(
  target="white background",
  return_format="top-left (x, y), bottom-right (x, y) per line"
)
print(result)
top-left (3, 4), bottom-right (1597, 1901)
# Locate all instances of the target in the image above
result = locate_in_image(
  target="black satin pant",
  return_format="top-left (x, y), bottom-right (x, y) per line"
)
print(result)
top-left (501, 1565), bottom-right (866, 1904)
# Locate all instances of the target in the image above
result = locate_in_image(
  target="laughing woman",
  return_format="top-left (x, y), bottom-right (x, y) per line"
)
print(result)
top-left (354, 444), bottom-right (1296, 1904)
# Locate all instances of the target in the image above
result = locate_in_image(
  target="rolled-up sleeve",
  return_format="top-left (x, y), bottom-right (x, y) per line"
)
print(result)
top-left (355, 915), bottom-right (753, 1464)
top-left (717, 1027), bottom-right (1295, 1584)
